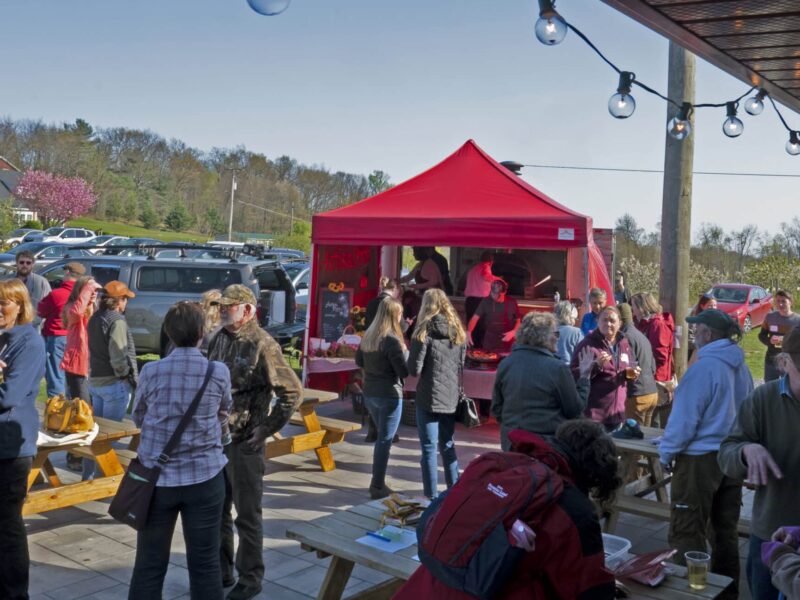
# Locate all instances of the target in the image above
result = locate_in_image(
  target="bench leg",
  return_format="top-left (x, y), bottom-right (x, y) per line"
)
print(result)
top-left (301, 406), bottom-right (337, 472)
top-left (42, 458), bottom-right (63, 487)
top-left (317, 555), bottom-right (355, 600)
top-left (646, 457), bottom-right (670, 503)
top-left (92, 441), bottom-right (125, 477)
top-left (315, 446), bottom-right (336, 472)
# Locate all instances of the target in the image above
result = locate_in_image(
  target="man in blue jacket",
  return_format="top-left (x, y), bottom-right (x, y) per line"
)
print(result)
top-left (659, 309), bottom-right (753, 599)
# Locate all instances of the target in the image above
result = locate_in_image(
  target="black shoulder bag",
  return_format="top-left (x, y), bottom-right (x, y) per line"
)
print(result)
top-left (455, 363), bottom-right (481, 428)
top-left (109, 363), bottom-right (214, 530)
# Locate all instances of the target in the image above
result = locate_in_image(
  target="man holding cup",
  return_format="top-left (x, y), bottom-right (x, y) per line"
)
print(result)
top-left (720, 325), bottom-right (800, 600)
top-left (660, 309), bottom-right (753, 598)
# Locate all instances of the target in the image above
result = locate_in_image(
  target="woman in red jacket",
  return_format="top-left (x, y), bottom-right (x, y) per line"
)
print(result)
top-left (60, 276), bottom-right (101, 403)
top-left (570, 306), bottom-right (635, 431)
top-left (630, 293), bottom-right (675, 428)
top-left (393, 420), bottom-right (621, 600)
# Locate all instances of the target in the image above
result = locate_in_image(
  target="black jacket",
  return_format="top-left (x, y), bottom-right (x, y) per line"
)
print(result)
top-left (407, 315), bottom-right (466, 414)
top-left (492, 344), bottom-right (589, 450)
top-left (355, 335), bottom-right (409, 399)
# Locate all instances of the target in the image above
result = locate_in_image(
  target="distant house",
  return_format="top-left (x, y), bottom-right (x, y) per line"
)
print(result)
top-left (0, 156), bottom-right (39, 223)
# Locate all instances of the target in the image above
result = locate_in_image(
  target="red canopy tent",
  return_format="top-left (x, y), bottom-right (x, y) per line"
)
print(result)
top-left (304, 139), bottom-right (613, 385)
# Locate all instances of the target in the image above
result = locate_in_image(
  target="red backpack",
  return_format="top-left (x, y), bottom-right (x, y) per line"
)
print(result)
top-left (416, 451), bottom-right (565, 600)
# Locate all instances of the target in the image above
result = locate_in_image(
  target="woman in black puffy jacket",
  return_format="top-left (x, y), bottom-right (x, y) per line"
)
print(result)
top-left (407, 289), bottom-right (466, 499)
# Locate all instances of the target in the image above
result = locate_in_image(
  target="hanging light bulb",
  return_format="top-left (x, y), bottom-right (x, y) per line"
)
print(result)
top-left (744, 89), bottom-right (767, 116)
top-left (722, 101), bottom-right (744, 138)
top-left (608, 71), bottom-right (636, 119)
top-left (247, 0), bottom-right (291, 16)
top-left (534, 0), bottom-right (567, 45)
top-left (667, 102), bottom-right (693, 140)
top-left (787, 131), bottom-right (800, 156)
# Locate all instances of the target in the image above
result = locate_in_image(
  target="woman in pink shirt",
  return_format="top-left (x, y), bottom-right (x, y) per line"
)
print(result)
top-left (60, 276), bottom-right (101, 402)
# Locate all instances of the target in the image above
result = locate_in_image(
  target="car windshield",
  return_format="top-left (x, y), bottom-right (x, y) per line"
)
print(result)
top-left (94, 235), bottom-right (115, 243)
top-left (43, 227), bottom-right (65, 235)
top-left (711, 287), bottom-right (748, 303)
top-left (9, 242), bottom-right (49, 254)
top-left (282, 264), bottom-right (308, 278)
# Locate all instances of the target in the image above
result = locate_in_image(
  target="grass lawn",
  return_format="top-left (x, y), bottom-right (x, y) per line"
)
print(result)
top-left (67, 217), bottom-right (209, 243)
top-left (741, 329), bottom-right (765, 382)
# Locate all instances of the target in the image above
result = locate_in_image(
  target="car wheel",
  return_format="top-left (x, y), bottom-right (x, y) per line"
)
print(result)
top-left (743, 315), bottom-right (752, 333)
top-left (9, 241), bottom-right (18, 248)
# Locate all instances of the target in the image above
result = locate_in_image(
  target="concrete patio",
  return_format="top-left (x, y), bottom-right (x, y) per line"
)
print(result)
top-left (25, 397), bottom-right (754, 599)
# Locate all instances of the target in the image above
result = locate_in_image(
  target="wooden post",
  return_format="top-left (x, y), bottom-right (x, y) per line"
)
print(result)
top-left (660, 42), bottom-right (695, 379)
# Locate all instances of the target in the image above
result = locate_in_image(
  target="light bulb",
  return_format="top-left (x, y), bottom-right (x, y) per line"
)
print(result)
top-left (722, 102), bottom-right (743, 138)
top-left (535, 0), bottom-right (567, 45)
top-left (787, 132), bottom-right (800, 156)
top-left (608, 71), bottom-right (636, 119)
top-left (667, 102), bottom-right (693, 141)
top-left (247, 0), bottom-right (291, 16)
top-left (744, 90), bottom-right (766, 116)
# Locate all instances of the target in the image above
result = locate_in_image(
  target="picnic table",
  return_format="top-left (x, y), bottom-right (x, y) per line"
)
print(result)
top-left (265, 387), bottom-right (360, 472)
top-left (607, 426), bottom-right (751, 537)
top-left (25, 407), bottom-right (140, 516)
top-left (285, 500), bottom-right (733, 600)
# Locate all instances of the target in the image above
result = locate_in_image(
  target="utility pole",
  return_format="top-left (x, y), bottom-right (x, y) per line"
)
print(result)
top-left (660, 42), bottom-right (695, 379)
top-left (227, 169), bottom-right (238, 242)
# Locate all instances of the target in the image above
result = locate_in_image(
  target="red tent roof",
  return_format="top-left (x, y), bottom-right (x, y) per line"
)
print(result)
top-left (312, 140), bottom-right (591, 248)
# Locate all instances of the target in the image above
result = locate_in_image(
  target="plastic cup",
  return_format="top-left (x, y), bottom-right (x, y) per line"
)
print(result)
top-left (625, 361), bottom-right (638, 380)
top-left (685, 551), bottom-right (710, 590)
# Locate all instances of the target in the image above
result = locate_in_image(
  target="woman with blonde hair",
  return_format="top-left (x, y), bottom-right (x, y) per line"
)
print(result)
top-left (355, 297), bottom-right (409, 499)
top-left (0, 279), bottom-right (45, 599)
top-left (407, 289), bottom-right (466, 498)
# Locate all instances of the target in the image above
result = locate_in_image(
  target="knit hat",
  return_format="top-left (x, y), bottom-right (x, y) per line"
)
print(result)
top-left (618, 303), bottom-right (633, 325)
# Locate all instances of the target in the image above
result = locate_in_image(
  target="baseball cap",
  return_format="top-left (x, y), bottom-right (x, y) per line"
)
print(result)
top-left (64, 262), bottom-right (86, 276)
top-left (103, 280), bottom-right (136, 299)
top-left (213, 284), bottom-right (257, 306)
top-left (685, 308), bottom-right (733, 332)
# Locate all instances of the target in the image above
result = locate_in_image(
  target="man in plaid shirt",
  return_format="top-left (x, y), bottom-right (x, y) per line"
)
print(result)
top-left (208, 284), bottom-right (303, 600)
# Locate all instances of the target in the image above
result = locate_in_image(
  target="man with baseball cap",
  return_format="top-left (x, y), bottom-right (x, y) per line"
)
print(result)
top-left (658, 309), bottom-right (753, 599)
top-left (84, 280), bottom-right (138, 479)
top-left (36, 262), bottom-right (86, 398)
top-left (720, 324), bottom-right (800, 600)
top-left (208, 284), bottom-right (302, 599)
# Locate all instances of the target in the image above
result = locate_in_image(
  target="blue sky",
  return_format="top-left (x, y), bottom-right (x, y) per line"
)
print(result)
top-left (3, 0), bottom-right (798, 236)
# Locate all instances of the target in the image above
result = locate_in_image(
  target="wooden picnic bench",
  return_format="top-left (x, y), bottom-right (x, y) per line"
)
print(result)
top-left (26, 409), bottom-right (140, 516)
top-left (285, 500), bottom-right (733, 600)
top-left (265, 388), bottom-right (360, 472)
top-left (606, 426), bottom-right (752, 538)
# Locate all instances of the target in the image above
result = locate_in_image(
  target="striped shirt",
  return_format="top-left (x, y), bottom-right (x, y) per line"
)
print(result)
top-left (133, 347), bottom-right (232, 487)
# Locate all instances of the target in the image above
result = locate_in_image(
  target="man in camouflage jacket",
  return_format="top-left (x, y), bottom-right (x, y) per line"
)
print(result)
top-left (208, 284), bottom-right (303, 599)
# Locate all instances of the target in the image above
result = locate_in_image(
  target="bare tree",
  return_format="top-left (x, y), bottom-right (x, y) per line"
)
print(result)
top-left (728, 225), bottom-right (758, 271)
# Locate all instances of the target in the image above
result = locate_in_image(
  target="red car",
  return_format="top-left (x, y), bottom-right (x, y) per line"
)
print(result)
top-left (708, 284), bottom-right (773, 332)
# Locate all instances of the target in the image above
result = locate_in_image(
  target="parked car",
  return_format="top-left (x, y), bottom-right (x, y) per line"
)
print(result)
top-left (708, 283), bottom-right (773, 332)
top-left (0, 242), bottom-right (94, 269)
top-left (27, 227), bottom-right (96, 244)
top-left (88, 235), bottom-right (129, 253)
top-left (3, 228), bottom-right (36, 247)
top-left (282, 261), bottom-right (310, 320)
top-left (39, 255), bottom-right (296, 354)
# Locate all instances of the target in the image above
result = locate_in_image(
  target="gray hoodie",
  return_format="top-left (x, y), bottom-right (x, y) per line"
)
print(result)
top-left (659, 338), bottom-right (753, 464)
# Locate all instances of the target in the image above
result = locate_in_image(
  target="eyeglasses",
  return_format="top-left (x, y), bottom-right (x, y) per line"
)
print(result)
top-left (17, 260), bottom-right (33, 266)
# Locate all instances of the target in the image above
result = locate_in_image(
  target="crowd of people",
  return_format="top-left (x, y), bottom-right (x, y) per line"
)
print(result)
top-left (2, 245), bottom-right (800, 599)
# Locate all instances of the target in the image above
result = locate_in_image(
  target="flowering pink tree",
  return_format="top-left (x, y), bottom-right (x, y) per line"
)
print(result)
top-left (13, 170), bottom-right (97, 226)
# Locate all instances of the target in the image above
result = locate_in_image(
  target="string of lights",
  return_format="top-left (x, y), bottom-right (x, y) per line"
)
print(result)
top-left (535, 0), bottom-right (800, 155)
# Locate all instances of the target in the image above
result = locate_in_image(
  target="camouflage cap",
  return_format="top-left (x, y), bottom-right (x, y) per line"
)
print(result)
top-left (213, 284), bottom-right (257, 306)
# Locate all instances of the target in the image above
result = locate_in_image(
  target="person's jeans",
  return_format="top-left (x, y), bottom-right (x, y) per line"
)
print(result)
top-left (220, 441), bottom-right (265, 588)
top-left (364, 396), bottom-right (402, 489)
top-left (43, 335), bottom-right (66, 398)
top-left (83, 381), bottom-right (131, 480)
top-left (748, 535), bottom-right (780, 600)
top-left (415, 407), bottom-right (459, 498)
top-left (65, 372), bottom-right (90, 402)
top-left (129, 471), bottom-right (225, 600)
top-left (0, 456), bottom-right (33, 600)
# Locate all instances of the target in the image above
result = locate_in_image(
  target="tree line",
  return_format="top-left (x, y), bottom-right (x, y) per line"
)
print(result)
top-left (0, 117), bottom-right (393, 248)
top-left (614, 213), bottom-right (800, 299)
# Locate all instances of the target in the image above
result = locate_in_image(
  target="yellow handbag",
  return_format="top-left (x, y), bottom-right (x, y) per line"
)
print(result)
top-left (44, 394), bottom-right (95, 433)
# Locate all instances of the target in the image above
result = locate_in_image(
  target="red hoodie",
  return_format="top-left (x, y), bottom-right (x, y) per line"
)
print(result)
top-left (37, 279), bottom-right (75, 337)
top-left (392, 430), bottom-right (615, 600)
top-left (635, 312), bottom-right (675, 382)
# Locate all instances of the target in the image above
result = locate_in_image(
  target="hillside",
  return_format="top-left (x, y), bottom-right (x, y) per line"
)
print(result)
top-left (67, 217), bottom-right (209, 243)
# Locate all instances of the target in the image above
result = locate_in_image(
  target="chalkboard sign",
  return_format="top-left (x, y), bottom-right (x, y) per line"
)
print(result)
top-left (318, 288), bottom-right (353, 341)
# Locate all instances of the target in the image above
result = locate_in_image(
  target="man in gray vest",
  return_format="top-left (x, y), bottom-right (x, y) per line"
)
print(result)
top-left (84, 280), bottom-right (138, 480)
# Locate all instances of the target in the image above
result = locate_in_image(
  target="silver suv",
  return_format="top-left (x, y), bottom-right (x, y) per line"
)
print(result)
top-left (40, 254), bottom-right (296, 354)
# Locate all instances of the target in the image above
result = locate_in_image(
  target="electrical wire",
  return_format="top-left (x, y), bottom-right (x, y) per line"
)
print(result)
top-left (522, 163), bottom-right (800, 178)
